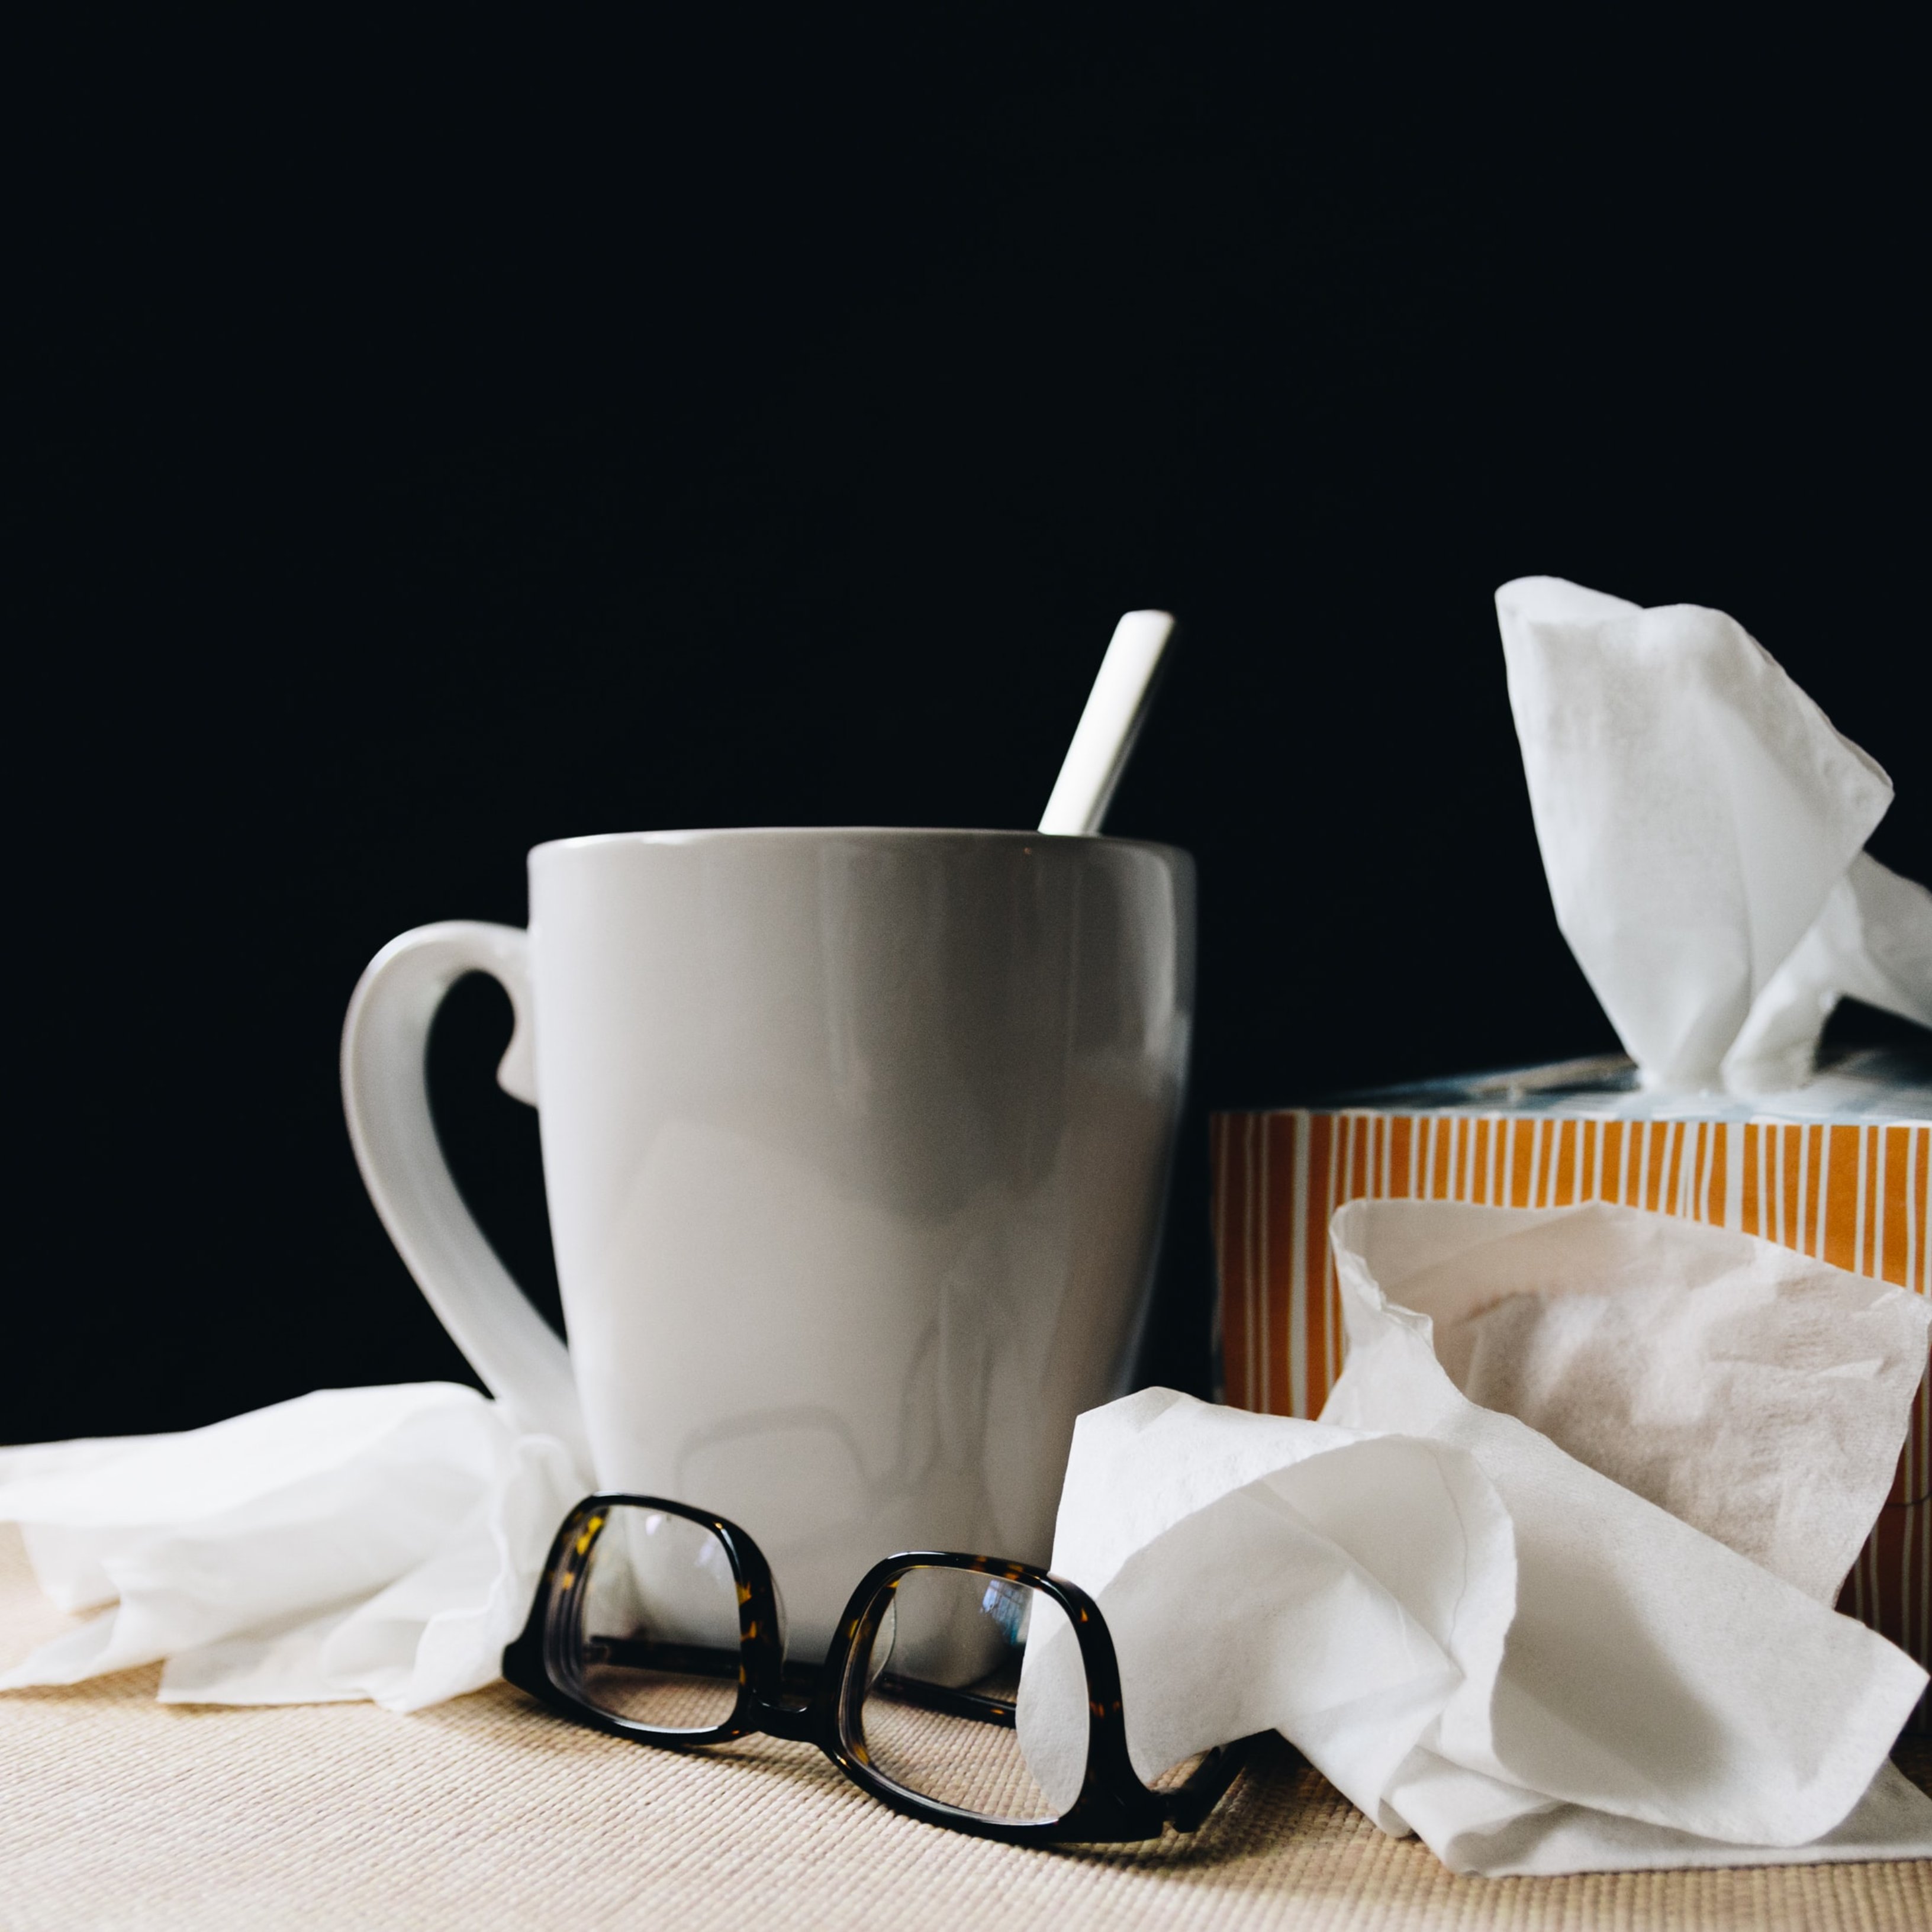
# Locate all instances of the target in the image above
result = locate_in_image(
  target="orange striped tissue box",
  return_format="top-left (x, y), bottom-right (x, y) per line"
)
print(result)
top-left (1210, 1049), bottom-right (1932, 1726)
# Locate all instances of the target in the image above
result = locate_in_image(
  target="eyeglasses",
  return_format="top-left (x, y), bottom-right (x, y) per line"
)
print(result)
top-left (503, 1493), bottom-right (1257, 1845)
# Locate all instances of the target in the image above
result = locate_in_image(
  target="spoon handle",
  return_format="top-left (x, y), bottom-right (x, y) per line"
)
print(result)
top-left (1038, 610), bottom-right (1176, 836)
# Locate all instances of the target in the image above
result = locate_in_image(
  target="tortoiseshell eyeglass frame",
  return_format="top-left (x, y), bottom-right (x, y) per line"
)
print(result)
top-left (503, 1493), bottom-right (1258, 1846)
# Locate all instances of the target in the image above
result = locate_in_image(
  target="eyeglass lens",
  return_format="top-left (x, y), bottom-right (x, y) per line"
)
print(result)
top-left (569, 1505), bottom-right (743, 1732)
top-left (848, 1564), bottom-right (1089, 1823)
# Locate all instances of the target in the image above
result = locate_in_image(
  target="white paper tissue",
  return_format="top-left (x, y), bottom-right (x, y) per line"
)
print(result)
top-left (1495, 575), bottom-right (1931, 1092)
top-left (1018, 1199), bottom-right (1932, 1875)
top-left (0, 1384), bottom-right (583, 1710)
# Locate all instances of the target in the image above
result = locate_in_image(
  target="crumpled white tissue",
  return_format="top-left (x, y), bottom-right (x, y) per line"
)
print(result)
top-left (0, 1383), bottom-right (584, 1711)
top-left (1017, 1199), bottom-right (1932, 1875)
top-left (1495, 575), bottom-right (1932, 1092)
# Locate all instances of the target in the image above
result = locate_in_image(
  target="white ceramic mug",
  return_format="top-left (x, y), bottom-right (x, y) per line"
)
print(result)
top-left (343, 827), bottom-right (1193, 1654)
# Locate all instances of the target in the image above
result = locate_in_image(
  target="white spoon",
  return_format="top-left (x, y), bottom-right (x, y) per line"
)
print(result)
top-left (1038, 610), bottom-right (1176, 836)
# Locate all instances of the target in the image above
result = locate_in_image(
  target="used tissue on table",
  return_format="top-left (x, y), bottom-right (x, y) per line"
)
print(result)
top-left (1022, 1198), bottom-right (1932, 1875)
top-left (0, 1384), bottom-right (583, 1709)
top-left (1212, 1068), bottom-right (1931, 1687)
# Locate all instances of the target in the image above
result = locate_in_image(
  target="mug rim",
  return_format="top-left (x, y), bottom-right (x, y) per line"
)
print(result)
top-left (529, 826), bottom-right (1190, 862)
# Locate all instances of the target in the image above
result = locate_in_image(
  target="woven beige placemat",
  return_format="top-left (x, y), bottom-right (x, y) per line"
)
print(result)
top-left (1, 1526), bottom-right (1927, 1931)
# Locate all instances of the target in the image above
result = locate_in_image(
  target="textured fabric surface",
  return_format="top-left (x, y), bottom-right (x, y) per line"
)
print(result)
top-left (2, 1527), bottom-right (1928, 1930)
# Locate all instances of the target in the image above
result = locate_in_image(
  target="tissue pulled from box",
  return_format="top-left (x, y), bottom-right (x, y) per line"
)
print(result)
top-left (1017, 1199), bottom-right (1932, 1875)
top-left (1494, 576), bottom-right (1931, 1092)
top-left (0, 1383), bottom-right (584, 1710)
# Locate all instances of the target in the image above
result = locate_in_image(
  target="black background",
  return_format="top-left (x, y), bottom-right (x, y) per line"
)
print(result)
top-left (12, 22), bottom-right (1926, 1445)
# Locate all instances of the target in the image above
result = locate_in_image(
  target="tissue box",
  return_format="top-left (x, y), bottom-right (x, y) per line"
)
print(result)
top-left (1210, 1048), bottom-right (1932, 1727)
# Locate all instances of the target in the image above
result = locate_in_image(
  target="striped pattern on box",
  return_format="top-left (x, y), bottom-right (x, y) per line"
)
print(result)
top-left (1209, 1110), bottom-right (1932, 1726)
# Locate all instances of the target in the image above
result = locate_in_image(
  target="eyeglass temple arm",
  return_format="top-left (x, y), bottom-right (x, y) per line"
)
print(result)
top-left (590, 1635), bottom-right (820, 1696)
top-left (1163, 1732), bottom-right (1267, 1833)
top-left (594, 1635), bottom-right (1020, 1733)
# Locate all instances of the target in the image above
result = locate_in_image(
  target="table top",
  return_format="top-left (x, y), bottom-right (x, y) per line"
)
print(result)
top-left (3, 1525), bottom-right (1928, 1931)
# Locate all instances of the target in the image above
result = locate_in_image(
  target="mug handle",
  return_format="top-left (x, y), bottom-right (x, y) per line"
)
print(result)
top-left (340, 921), bottom-right (590, 1464)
